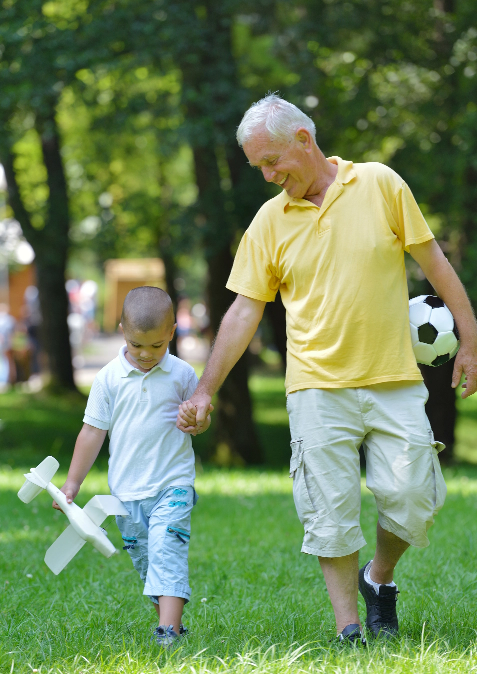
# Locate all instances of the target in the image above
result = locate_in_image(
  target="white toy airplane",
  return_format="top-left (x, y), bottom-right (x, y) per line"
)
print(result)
top-left (17, 455), bottom-right (129, 575)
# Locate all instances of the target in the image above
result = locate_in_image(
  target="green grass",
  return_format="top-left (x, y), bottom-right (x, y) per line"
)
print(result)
top-left (2, 467), bottom-right (477, 672)
top-left (2, 377), bottom-right (477, 672)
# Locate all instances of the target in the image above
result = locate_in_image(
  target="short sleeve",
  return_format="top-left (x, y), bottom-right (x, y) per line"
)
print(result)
top-left (184, 369), bottom-right (199, 401)
top-left (83, 377), bottom-right (111, 431)
top-left (392, 182), bottom-right (434, 253)
top-left (226, 232), bottom-right (280, 302)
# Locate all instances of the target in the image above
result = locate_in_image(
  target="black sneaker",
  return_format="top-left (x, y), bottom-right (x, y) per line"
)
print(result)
top-left (337, 623), bottom-right (367, 647)
top-left (358, 561), bottom-right (399, 638)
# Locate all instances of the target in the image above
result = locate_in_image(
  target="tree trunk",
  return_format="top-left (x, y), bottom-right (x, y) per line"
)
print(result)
top-left (2, 115), bottom-right (76, 391)
top-left (191, 145), bottom-right (263, 464)
top-left (161, 249), bottom-right (179, 357)
top-left (38, 117), bottom-right (76, 390)
top-left (206, 246), bottom-right (262, 464)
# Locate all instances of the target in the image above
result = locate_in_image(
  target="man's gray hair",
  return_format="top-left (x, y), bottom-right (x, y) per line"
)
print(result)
top-left (236, 94), bottom-right (316, 147)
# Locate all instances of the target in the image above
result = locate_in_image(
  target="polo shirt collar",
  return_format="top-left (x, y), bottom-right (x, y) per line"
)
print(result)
top-left (280, 156), bottom-right (356, 212)
top-left (118, 345), bottom-right (172, 377)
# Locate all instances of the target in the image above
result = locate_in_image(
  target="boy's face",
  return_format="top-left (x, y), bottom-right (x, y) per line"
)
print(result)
top-left (120, 322), bottom-right (177, 373)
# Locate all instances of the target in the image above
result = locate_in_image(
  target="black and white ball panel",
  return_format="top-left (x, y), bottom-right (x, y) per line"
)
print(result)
top-left (409, 295), bottom-right (460, 367)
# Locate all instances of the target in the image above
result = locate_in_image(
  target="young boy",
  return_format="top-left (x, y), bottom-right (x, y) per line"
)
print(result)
top-left (53, 286), bottom-right (211, 646)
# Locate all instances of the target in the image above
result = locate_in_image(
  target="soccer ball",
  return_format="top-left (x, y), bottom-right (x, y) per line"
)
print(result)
top-left (409, 295), bottom-right (460, 367)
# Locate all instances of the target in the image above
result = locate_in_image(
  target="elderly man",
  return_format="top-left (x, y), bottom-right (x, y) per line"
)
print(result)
top-left (177, 94), bottom-right (477, 643)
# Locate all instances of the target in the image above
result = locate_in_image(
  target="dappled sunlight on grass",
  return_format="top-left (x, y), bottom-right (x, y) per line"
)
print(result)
top-left (3, 464), bottom-right (477, 672)
top-left (4, 381), bottom-right (477, 671)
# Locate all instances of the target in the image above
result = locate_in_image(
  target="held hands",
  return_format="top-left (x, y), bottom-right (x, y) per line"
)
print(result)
top-left (452, 338), bottom-right (477, 398)
top-left (52, 480), bottom-right (81, 512)
top-left (176, 395), bottom-right (214, 436)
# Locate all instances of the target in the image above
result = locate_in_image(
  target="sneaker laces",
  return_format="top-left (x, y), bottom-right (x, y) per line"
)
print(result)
top-left (376, 589), bottom-right (399, 624)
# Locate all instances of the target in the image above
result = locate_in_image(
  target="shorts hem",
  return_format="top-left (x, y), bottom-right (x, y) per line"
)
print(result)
top-left (301, 538), bottom-right (367, 558)
top-left (145, 584), bottom-right (191, 604)
top-left (378, 515), bottom-right (430, 549)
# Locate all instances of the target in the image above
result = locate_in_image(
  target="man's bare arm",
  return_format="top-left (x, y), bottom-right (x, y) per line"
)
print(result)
top-left (177, 294), bottom-right (266, 430)
top-left (409, 238), bottom-right (477, 397)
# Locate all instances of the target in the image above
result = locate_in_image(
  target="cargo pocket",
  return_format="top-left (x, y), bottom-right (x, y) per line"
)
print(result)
top-left (429, 431), bottom-right (447, 512)
top-left (289, 439), bottom-right (315, 525)
top-left (289, 438), bottom-right (304, 478)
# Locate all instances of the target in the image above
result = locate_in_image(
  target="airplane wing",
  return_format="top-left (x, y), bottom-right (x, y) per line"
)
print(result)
top-left (83, 495), bottom-right (129, 526)
top-left (44, 525), bottom-right (87, 575)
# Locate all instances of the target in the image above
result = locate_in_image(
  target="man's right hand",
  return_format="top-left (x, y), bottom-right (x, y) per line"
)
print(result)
top-left (176, 393), bottom-right (213, 433)
top-left (52, 480), bottom-right (80, 512)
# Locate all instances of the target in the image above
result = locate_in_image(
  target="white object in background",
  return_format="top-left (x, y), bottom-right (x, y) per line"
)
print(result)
top-left (18, 456), bottom-right (128, 575)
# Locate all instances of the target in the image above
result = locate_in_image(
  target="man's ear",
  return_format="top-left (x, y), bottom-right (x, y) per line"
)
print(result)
top-left (296, 127), bottom-right (312, 150)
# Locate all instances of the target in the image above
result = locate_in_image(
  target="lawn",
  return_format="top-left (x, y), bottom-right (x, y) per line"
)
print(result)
top-left (2, 377), bottom-right (477, 673)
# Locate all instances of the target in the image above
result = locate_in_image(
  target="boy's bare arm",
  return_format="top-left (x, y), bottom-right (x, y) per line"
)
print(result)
top-left (52, 423), bottom-right (107, 510)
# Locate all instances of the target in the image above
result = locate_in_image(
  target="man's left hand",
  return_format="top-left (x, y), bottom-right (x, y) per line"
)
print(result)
top-left (452, 339), bottom-right (477, 398)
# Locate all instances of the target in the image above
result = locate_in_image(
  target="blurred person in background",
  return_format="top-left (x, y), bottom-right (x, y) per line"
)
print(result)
top-left (23, 286), bottom-right (42, 375)
top-left (0, 303), bottom-right (15, 390)
top-left (11, 320), bottom-right (32, 382)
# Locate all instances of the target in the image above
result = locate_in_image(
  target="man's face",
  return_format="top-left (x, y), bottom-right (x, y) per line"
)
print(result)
top-left (120, 322), bottom-right (176, 372)
top-left (243, 128), bottom-right (314, 199)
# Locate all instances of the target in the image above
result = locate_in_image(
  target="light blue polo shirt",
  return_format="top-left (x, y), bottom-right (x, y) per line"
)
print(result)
top-left (84, 346), bottom-right (198, 501)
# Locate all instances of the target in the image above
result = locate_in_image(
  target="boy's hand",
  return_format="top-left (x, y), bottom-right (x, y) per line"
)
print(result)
top-left (176, 400), bottom-right (214, 434)
top-left (52, 480), bottom-right (80, 512)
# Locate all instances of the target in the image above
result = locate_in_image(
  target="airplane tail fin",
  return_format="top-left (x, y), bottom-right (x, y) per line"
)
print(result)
top-left (18, 455), bottom-right (60, 503)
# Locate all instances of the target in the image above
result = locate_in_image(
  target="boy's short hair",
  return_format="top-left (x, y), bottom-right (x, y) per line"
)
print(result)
top-left (121, 286), bottom-right (175, 333)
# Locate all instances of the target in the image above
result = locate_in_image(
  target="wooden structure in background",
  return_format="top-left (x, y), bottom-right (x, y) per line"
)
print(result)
top-left (104, 258), bottom-right (166, 332)
top-left (8, 264), bottom-right (36, 319)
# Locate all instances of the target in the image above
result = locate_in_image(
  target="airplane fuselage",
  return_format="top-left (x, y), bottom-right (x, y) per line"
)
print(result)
top-left (47, 484), bottom-right (116, 558)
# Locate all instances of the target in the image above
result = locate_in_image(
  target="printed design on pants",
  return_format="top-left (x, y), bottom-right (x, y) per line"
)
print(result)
top-left (168, 500), bottom-right (188, 507)
top-left (172, 488), bottom-right (188, 496)
top-left (115, 516), bottom-right (148, 582)
top-left (121, 535), bottom-right (137, 550)
top-left (166, 526), bottom-right (191, 544)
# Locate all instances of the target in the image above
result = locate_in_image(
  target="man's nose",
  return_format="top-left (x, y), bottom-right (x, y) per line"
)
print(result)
top-left (261, 167), bottom-right (276, 182)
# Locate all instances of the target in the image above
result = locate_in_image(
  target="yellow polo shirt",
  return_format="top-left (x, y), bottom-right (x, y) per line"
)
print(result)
top-left (226, 157), bottom-right (434, 393)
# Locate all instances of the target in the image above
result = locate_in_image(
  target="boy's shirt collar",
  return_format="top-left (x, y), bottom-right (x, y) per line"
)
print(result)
top-left (118, 345), bottom-right (172, 377)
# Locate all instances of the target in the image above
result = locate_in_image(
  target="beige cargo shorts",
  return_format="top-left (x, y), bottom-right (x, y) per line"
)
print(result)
top-left (287, 381), bottom-right (446, 558)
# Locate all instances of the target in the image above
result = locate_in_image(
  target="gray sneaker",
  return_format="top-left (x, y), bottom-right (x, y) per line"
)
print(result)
top-left (153, 624), bottom-right (180, 648)
top-left (337, 623), bottom-right (367, 647)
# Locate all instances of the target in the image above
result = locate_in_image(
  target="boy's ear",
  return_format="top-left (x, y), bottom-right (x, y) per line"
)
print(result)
top-left (118, 323), bottom-right (125, 336)
top-left (170, 323), bottom-right (177, 340)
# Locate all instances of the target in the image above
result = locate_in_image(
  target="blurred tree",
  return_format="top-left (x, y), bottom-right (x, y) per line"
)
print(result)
top-left (0, 1), bottom-right (83, 390)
